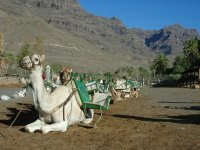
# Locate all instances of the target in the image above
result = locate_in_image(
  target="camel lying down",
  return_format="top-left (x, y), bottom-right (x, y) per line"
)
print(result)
top-left (20, 54), bottom-right (94, 133)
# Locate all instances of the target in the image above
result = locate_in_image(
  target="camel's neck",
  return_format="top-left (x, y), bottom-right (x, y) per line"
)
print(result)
top-left (30, 66), bottom-right (43, 88)
top-left (30, 66), bottom-right (48, 106)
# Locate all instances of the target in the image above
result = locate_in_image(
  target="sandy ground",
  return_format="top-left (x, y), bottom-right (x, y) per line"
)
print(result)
top-left (0, 86), bottom-right (200, 150)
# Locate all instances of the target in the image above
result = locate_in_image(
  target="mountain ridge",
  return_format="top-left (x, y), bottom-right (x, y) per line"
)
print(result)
top-left (0, 0), bottom-right (199, 72)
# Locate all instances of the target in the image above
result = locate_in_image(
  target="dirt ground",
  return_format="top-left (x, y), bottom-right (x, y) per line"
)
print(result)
top-left (0, 86), bottom-right (200, 150)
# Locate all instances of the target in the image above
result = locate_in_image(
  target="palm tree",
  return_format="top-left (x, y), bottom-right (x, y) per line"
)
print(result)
top-left (151, 52), bottom-right (168, 76)
top-left (183, 37), bottom-right (199, 67)
top-left (173, 55), bottom-right (187, 73)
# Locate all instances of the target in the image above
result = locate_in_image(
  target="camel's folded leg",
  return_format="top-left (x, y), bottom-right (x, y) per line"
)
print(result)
top-left (25, 119), bottom-right (45, 133)
top-left (40, 121), bottom-right (67, 134)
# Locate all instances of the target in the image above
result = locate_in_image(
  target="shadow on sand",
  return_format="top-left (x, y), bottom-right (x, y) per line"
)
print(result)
top-left (0, 103), bottom-right (38, 127)
top-left (158, 101), bottom-right (200, 111)
top-left (158, 101), bottom-right (200, 104)
top-left (112, 114), bottom-right (200, 125)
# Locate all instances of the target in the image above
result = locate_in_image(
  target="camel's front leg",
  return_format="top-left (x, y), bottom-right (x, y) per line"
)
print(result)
top-left (40, 121), bottom-right (67, 134)
top-left (25, 119), bottom-right (45, 133)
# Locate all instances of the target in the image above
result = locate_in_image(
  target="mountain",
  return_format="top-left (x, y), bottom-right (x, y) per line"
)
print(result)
top-left (145, 24), bottom-right (199, 55)
top-left (0, 0), bottom-right (199, 72)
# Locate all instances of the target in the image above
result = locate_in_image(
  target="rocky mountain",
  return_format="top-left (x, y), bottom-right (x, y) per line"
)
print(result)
top-left (0, 0), bottom-right (199, 72)
top-left (145, 24), bottom-right (199, 55)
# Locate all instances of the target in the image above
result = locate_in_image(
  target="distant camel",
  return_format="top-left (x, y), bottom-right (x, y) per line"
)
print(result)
top-left (20, 54), bottom-right (93, 133)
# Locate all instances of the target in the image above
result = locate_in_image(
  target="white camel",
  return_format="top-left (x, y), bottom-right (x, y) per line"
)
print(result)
top-left (20, 54), bottom-right (93, 133)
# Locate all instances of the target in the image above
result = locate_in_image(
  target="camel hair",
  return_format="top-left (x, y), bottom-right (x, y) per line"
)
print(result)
top-left (20, 54), bottom-right (94, 133)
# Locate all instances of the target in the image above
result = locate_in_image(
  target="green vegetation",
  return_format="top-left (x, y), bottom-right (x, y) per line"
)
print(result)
top-left (112, 37), bottom-right (200, 87)
top-left (173, 55), bottom-right (187, 74)
top-left (183, 37), bottom-right (200, 68)
top-left (151, 37), bottom-right (200, 86)
top-left (51, 63), bottom-right (63, 74)
top-left (151, 52), bottom-right (168, 77)
top-left (16, 43), bottom-right (31, 63)
top-left (0, 35), bottom-right (44, 75)
top-left (1, 34), bottom-right (200, 88)
top-left (114, 66), bottom-right (151, 81)
top-left (0, 51), bottom-right (15, 72)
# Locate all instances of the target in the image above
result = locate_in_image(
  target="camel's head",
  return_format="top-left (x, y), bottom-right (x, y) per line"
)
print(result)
top-left (60, 67), bottom-right (73, 84)
top-left (19, 54), bottom-right (45, 70)
top-left (31, 54), bottom-right (45, 68)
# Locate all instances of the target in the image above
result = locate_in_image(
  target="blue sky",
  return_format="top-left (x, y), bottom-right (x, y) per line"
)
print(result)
top-left (80, 0), bottom-right (200, 33)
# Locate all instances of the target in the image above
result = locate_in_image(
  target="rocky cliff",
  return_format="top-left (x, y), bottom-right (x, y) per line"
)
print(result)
top-left (0, 0), bottom-right (199, 72)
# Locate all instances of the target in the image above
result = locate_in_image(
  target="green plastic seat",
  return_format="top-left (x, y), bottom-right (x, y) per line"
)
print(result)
top-left (73, 79), bottom-right (91, 103)
top-left (73, 79), bottom-right (111, 127)
top-left (85, 81), bottom-right (98, 95)
top-left (127, 80), bottom-right (141, 89)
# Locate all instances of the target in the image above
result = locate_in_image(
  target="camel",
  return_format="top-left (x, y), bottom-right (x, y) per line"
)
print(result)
top-left (19, 54), bottom-right (93, 133)
top-left (59, 67), bottom-right (72, 85)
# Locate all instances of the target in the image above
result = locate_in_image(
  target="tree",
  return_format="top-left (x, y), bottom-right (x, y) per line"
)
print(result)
top-left (151, 52), bottom-right (168, 76)
top-left (138, 66), bottom-right (148, 79)
top-left (16, 43), bottom-right (31, 63)
top-left (183, 37), bottom-right (199, 68)
top-left (173, 55), bottom-right (187, 74)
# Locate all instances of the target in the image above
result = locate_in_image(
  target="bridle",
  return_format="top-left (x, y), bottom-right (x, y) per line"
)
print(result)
top-left (19, 56), bottom-right (32, 70)
top-left (19, 54), bottom-right (43, 70)
top-left (31, 54), bottom-right (43, 69)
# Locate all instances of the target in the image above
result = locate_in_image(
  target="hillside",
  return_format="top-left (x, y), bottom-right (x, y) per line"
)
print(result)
top-left (145, 24), bottom-right (199, 55)
top-left (0, 0), bottom-right (199, 72)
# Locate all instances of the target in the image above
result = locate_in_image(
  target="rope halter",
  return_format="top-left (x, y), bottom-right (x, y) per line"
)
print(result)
top-left (19, 55), bottom-right (33, 70)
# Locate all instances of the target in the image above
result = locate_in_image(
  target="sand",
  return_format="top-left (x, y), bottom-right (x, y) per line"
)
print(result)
top-left (0, 86), bottom-right (200, 150)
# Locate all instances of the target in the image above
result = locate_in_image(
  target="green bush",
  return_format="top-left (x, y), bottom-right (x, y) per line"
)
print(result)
top-left (159, 74), bottom-right (181, 87)
top-left (16, 43), bottom-right (31, 63)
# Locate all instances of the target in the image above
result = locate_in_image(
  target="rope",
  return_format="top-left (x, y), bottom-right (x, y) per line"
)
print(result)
top-left (0, 130), bottom-right (6, 138)
top-left (9, 83), bottom-right (30, 128)
top-left (9, 102), bottom-right (24, 128)
top-left (63, 79), bottom-right (72, 86)
top-left (37, 89), bottom-right (76, 116)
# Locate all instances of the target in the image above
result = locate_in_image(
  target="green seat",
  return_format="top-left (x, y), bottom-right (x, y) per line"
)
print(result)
top-left (127, 80), bottom-right (141, 89)
top-left (73, 79), bottom-right (111, 127)
top-left (97, 83), bottom-right (110, 93)
top-left (73, 79), bottom-right (91, 103)
top-left (84, 94), bottom-right (111, 111)
top-left (85, 81), bottom-right (98, 95)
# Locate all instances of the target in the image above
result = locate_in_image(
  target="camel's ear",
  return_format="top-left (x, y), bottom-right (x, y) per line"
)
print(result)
top-left (40, 55), bottom-right (45, 63)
